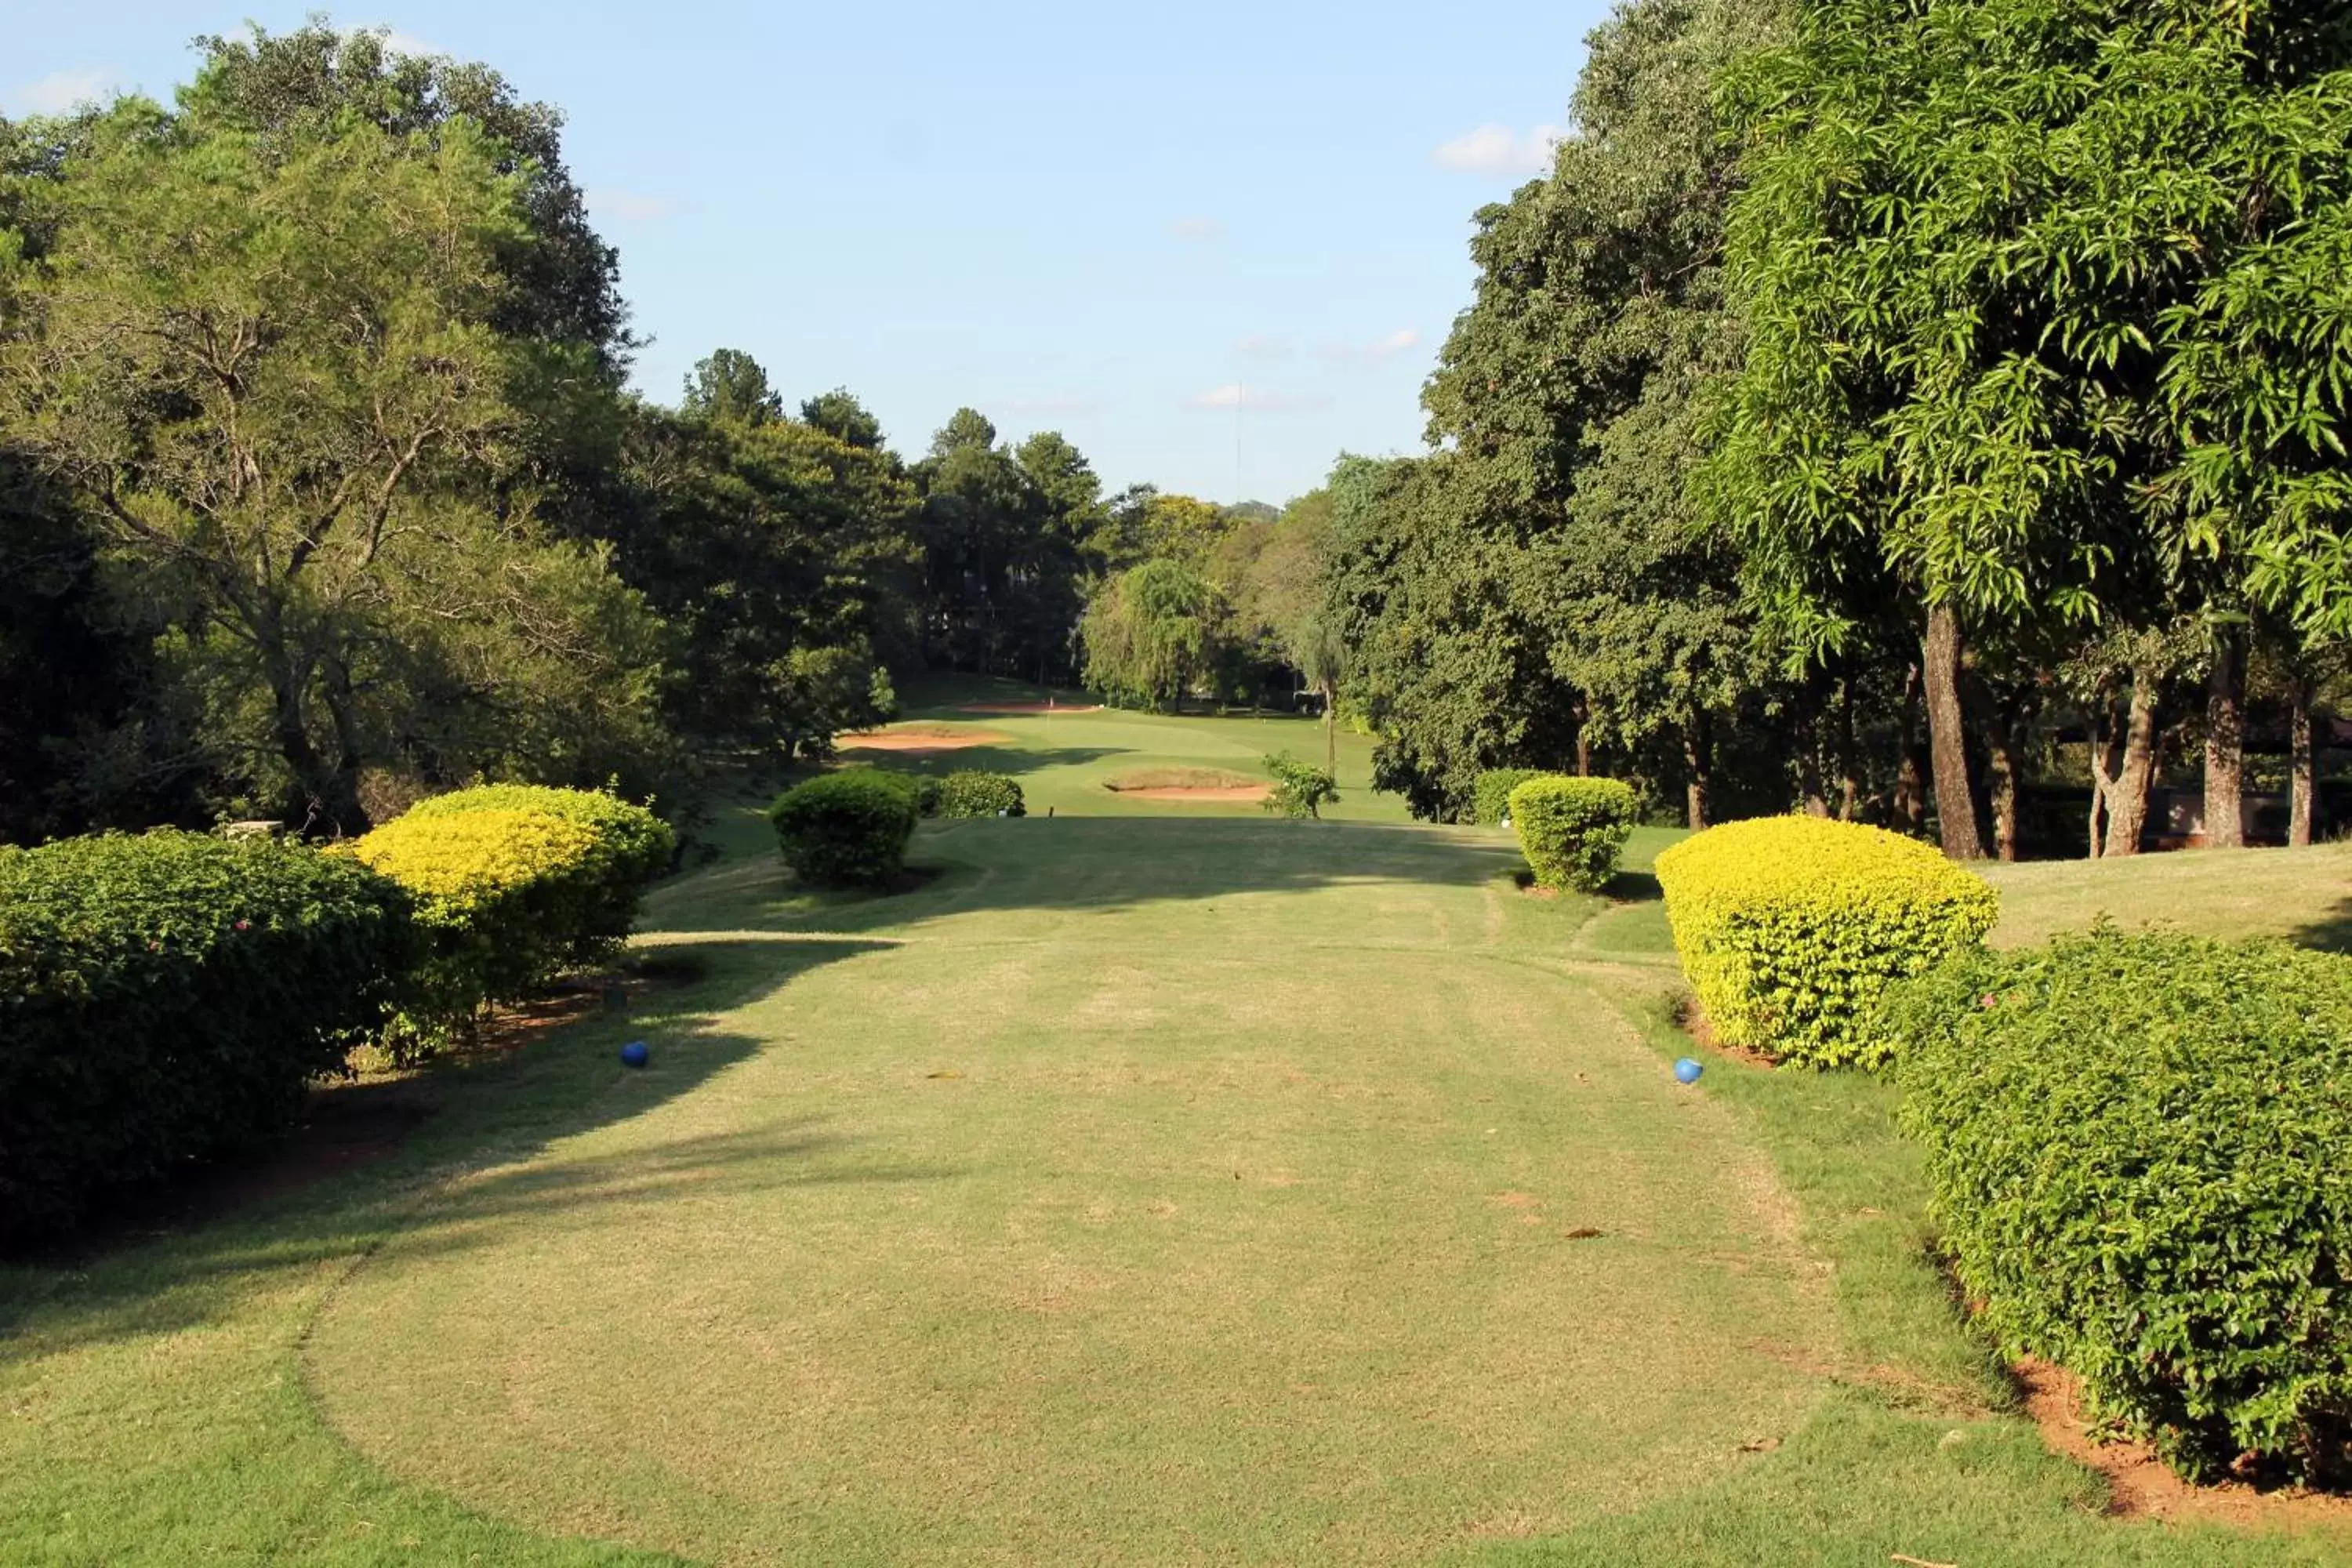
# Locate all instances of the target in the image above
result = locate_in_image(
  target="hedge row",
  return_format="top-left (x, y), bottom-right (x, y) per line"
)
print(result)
top-left (1509, 776), bottom-right (1637, 892)
top-left (1655, 815), bottom-right (1997, 1068)
top-left (0, 832), bottom-right (416, 1245)
top-left (0, 787), bottom-right (673, 1244)
top-left (1472, 768), bottom-right (1548, 826)
top-left (1889, 931), bottom-right (2352, 1485)
top-left (341, 786), bottom-right (671, 1054)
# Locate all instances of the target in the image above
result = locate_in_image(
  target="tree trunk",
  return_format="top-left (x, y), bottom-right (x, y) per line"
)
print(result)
top-left (261, 644), bottom-right (368, 837)
top-left (1986, 717), bottom-right (2023, 862)
top-left (1573, 695), bottom-right (1592, 777)
top-left (1799, 675), bottom-right (1831, 816)
top-left (1922, 604), bottom-right (1987, 858)
top-left (1322, 679), bottom-right (1337, 777)
top-left (1895, 666), bottom-right (1927, 833)
top-left (2087, 686), bottom-right (2123, 858)
top-left (1838, 676), bottom-right (1860, 820)
top-left (2102, 666), bottom-right (2160, 858)
top-left (1683, 710), bottom-right (1712, 830)
top-left (2203, 626), bottom-right (2246, 849)
top-left (2290, 678), bottom-right (2317, 848)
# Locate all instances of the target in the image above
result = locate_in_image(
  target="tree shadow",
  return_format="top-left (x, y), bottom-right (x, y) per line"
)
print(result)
top-left (2290, 895), bottom-right (2352, 955)
top-left (0, 935), bottom-right (898, 1354)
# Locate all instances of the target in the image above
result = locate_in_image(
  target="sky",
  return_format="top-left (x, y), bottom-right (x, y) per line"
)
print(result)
top-left (6, 2), bottom-right (1614, 505)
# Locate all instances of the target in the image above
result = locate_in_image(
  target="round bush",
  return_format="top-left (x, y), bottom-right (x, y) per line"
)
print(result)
top-left (1891, 930), bottom-right (2352, 1484)
top-left (400, 784), bottom-right (674, 956)
top-left (769, 770), bottom-right (919, 886)
top-left (1508, 775), bottom-right (1639, 893)
top-left (936, 771), bottom-right (1025, 818)
top-left (0, 831), bottom-right (416, 1246)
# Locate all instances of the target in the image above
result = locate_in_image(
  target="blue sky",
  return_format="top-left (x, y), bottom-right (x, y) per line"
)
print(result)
top-left (7, 2), bottom-right (1612, 504)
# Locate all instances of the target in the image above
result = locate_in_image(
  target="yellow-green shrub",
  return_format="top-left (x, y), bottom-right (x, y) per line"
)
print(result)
top-left (342, 806), bottom-right (606, 1054)
top-left (399, 784), bottom-right (673, 961)
top-left (1654, 815), bottom-right (1997, 1069)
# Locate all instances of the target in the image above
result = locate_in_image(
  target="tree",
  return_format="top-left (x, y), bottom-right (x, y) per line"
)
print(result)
top-left (1080, 558), bottom-right (1224, 711)
top-left (1710, 0), bottom-right (2352, 858)
top-left (800, 387), bottom-right (884, 449)
top-left (2, 103), bottom-right (665, 832)
top-left (682, 348), bottom-right (783, 426)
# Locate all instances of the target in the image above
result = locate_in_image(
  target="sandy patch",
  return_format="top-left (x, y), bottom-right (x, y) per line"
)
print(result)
top-left (838, 727), bottom-right (1010, 753)
top-left (957, 702), bottom-right (1103, 715)
top-left (2014, 1357), bottom-right (2352, 1526)
top-left (1114, 785), bottom-right (1272, 804)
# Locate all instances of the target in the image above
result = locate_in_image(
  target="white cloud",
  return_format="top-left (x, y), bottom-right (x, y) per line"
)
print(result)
top-left (1433, 122), bottom-right (1563, 176)
top-left (588, 189), bottom-right (678, 223)
top-left (1188, 383), bottom-right (1330, 413)
top-left (1236, 333), bottom-right (1290, 361)
top-left (10, 68), bottom-right (118, 116)
top-left (1317, 328), bottom-right (1422, 364)
top-left (1169, 216), bottom-right (1225, 242)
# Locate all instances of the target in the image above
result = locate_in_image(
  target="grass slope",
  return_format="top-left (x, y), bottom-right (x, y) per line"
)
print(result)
top-left (4, 702), bottom-right (2350, 1565)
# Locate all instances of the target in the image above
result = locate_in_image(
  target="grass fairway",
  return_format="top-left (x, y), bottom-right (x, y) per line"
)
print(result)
top-left (5, 702), bottom-right (2352, 1565)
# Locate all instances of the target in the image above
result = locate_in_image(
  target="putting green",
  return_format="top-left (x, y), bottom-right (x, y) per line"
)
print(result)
top-left (306, 820), bottom-right (1836, 1566)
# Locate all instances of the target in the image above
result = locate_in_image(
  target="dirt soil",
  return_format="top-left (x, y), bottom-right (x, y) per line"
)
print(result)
top-left (1111, 785), bottom-right (1272, 803)
top-left (838, 727), bottom-right (1011, 753)
top-left (957, 702), bottom-right (1103, 715)
top-left (2014, 1357), bottom-right (2352, 1528)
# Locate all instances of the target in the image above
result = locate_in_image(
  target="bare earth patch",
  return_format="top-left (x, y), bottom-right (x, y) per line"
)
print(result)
top-left (838, 726), bottom-right (1011, 753)
top-left (2015, 1358), bottom-right (2352, 1529)
top-left (1116, 785), bottom-right (1272, 803)
top-left (958, 701), bottom-right (1102, 715)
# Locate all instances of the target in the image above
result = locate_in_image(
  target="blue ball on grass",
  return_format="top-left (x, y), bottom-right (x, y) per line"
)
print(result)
top-left (1673, 1057), bottom-right (1703, 1085)
top-left (620, 1040), bottom-right (650, 1069)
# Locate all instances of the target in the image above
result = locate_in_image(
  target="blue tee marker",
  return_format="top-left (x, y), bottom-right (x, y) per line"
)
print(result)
top-left (1673, 1057), bottom-right (1703, 1084)
top-left (620, 1040), bottom-right (650, 1069)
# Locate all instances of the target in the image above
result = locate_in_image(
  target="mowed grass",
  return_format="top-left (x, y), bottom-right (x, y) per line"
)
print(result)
top-left (5, 703), bottom-right (2352, 1566)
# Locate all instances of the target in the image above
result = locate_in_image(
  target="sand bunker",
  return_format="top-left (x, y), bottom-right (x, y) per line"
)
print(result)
top-left (1114, 785), bottom-right (1272, 803)
top-left (957, 702), bottom-right (1103, 715)
top-left (837, 726), bottom-right (1010, 753)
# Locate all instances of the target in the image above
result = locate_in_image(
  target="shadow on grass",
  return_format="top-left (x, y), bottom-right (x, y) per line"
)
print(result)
top-left (1606, 869), bottom-right (1663, 904)
top-left (0, 935), bottom-right (898, 1356)
top-left (2291, 895), bottom-right (2352, 954)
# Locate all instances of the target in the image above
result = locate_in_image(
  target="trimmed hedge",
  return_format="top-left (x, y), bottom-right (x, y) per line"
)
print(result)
top-left (0, 831), bottom-right (415, 1245)
top-left (1508, 775), bottom-right (1638, 892)
top-left (1890, 930), bottom-right (2352, 1484)
top-left (937, 770), bottom-right (1025, 818)
top-left (1473, 768), bottom-right (1549, 826)
top-left (1654, 815), bottom-right (1996, 1068)
top-left (770, 770), bottom-right (918, 886)
top-left (399, 784), bottom-right (674, 961)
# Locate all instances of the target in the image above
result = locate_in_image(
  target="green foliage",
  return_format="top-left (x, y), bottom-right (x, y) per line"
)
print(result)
top-left (1508, 776), bottom-right (1639, 891)
top-left (1890, 930), bottom-right (2352, 1483)
top-left (399, 784), bottom-right (674, 962)
top-left (1472, 768), bottom-right (1551, 826)
top-left (1081, 557), bottom-right (1225, 710)
top-left (935, 771), bottom-right (1025, 819)
top-left (681, 347), bottom-right (783, 425)
top-left (1261, 753), bottom-right (1339, 819)
top-left (1655, 815), bottom-right (1998, 1067)
top-left (0, 830), bottom-right (414, 1244)
top-left (768, 770), bottom-right (917, 887)
top-left (342, 802), bottom-right (624, 1056)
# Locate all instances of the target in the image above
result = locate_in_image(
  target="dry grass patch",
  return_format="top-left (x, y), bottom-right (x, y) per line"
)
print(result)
top-left (1102, 766), bottom-right (1268, 801)
top-left (837, 725), bottom-right (1011, 753)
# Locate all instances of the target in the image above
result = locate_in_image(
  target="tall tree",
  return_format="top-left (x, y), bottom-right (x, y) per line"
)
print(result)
top-left (1710, 0), bottom-right (2352, 858)
top-left (2, 103), bottom-right (665, 832)
top-left (682, 348), bottom-right (784, 426)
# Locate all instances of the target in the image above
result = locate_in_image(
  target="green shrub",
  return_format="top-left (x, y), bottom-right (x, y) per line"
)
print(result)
top-left (1473, 768), bottom-right (1550, 826)
top-left (769, 770), bottom-right (917, 886)
top-left (342, 806), bottom-right (612, 1055)
top-left (1508, 775), bottom-right (1638, 892)
top-left (400, 784), bottom-right (674, 962)
top-left (858, 768), bottom-right (940, 818)
top-left (1890, 930), bottom-right (2352, 1484)
top-left (936, 771), bottom-right (1025, 818)
top-left (1262, 752), bottom-right (1340, 818)
top-left (1653, 815), bottom-right (1996, 1069)
top-left (0, 831), bottom-right (416, 1246)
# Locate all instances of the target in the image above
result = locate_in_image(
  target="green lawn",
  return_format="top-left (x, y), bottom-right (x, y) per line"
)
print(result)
top-left (5, 704), bottom-right (2351, 1565)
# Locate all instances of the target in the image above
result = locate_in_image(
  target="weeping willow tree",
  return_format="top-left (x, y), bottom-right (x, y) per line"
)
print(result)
top-left (1080, 558), bottom-right (1224, 713)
